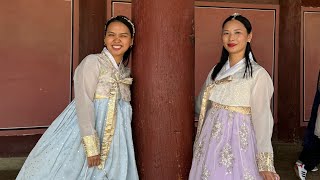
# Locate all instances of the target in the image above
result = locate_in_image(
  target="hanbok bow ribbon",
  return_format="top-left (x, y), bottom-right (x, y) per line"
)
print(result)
top-left (98, 74), bottom-right (133, 169)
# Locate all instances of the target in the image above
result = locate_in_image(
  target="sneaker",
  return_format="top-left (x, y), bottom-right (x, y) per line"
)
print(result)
top-left (311, 166), bottom-right (318, 172)
top-left (296, 160), bottom-right (318, 171)
top-left (294, 162), bottom-right (307, 180)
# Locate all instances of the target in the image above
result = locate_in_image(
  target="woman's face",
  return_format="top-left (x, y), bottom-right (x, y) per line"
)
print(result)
top-left (104, 21), bottom-right (133, 62)
top-left (222, 19), bottom-right (252, 57)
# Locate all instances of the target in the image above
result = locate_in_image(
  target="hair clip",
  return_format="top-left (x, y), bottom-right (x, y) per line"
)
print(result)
top-left (231, 13), bottom-right (241, 19)
top-left (121, 16), bottom-right (135, 36)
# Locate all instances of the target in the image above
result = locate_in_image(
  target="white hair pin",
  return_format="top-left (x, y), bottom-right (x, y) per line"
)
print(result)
top-left (231, 13), bottom-right (241, 19)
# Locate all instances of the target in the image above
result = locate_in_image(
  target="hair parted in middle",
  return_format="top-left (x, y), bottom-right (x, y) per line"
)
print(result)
top-left (211, 13), bottom-right (257, 81)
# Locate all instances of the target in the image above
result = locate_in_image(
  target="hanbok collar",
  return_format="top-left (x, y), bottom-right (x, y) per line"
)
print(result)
top-left (216, 58), bottom-right (245, 80)
top-left (216, 52), bottom-right (254, 80)
top-left (102, 47), bottom-right (122, 70)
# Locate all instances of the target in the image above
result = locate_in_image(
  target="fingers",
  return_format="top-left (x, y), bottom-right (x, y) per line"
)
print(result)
top-left (87, 155), bottom-right (101, 167)
top-left (259, 172), bottom-right (267, 179)
top-left (92, 156), bottom-right (100, 167)
top-left (260, 171), bottom-right (280, 180)
top-left (265, 174), bottom-right (272, 180)
top-left (263, 173), bottom-right (272, 180)
top-left (268, 173), bottom-right (280, 180)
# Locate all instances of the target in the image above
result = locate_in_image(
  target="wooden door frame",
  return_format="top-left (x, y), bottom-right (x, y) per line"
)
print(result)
top-left (300, 7), bottom-right (320, 126)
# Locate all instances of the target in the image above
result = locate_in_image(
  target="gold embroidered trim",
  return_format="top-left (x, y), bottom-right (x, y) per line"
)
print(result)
top-left (194, 76), bottom-right (232, 147)
top-left (95, 94), bottom-right (108, 99)
top-left (256, 152), bottom-right (276, 173)
top-left (82, 134), bottom-right (100, 157)
top-left (97, 72), bottom-right (133, 169)
top-left (212, 102), bottom-right (251, 115)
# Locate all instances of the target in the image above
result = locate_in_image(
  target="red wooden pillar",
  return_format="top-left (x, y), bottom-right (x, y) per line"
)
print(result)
top-left (131, 0), bottom-right (194, 179)
top-left (277, 0), bottom-right (302, 141)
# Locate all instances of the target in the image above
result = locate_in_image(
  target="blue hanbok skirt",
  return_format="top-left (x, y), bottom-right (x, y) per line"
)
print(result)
top-left (16, 99), bottom-right (139, 180)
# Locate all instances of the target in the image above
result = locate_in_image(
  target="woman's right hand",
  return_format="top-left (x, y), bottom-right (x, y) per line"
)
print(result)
top-left (260, 171), bottom-right (280, 180)
top-left (87, 155), bottom-right (100, 167)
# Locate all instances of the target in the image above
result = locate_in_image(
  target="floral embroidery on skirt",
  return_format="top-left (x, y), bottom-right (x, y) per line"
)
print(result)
top-left (189, 107), bottom-right (263, 180)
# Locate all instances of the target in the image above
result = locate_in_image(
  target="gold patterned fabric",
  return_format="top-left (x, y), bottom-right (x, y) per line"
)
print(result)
top-left (201, 166), bottom-right (210, 180)
top-left (194, 76), bottom-right (232, 146)
top-left (212, 102), bottom-right (251, 115)
top-left (194, 138), bottom-right (205, 161)
top-left (82, 134), bottom-right (100, 157)
top-left (95, 73), bottom-right (133, 170)
top-left (256, 152), bottom-right (276, 173)
top-left (239, 123), bottom-right (249, 151)
top-left (219, 143), bottom-right (234, 174)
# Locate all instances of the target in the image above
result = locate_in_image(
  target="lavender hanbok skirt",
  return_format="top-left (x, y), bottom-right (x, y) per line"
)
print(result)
top-left (189, 103), bottom-right (263, 180)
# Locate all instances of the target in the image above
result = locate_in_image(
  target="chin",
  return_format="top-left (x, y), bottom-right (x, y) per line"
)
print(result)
top-left (226, 50), bottom-right (238, 54)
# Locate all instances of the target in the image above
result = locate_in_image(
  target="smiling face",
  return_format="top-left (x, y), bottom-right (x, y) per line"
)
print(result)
top-left (104, 21), bottom-right (133, 63)
top-left (222, 19), bottom-right (252, 59)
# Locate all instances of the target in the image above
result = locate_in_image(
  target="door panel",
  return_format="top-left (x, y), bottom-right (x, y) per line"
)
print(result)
top-left (0, 0), bottom-right (72, 135)
top-left (302, 9), bottom-right (320, 124)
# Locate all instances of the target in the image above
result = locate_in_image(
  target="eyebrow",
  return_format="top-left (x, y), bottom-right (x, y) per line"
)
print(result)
top-left (106, 31), bottom-right (130, 35)
top-left (223, 28), bottom-right (244, 31)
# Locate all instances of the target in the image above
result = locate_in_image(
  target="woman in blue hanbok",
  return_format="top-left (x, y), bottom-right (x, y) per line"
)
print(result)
top-left (16, 15), bottom-right (139, 180)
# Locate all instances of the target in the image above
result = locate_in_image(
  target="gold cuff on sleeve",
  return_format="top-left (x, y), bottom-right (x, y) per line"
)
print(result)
top-left (82, 134), bottom-right (100, 157)
top-left (256, 152), bottom-right (276, 173)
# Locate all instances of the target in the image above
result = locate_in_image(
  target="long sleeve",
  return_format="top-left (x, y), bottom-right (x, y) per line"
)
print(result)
top-left (73, 55), bottom-right (100, 157)
top-left (250, 69), bottom-right (276, 173)
top-left (195, 68), bottom-right (214, 118)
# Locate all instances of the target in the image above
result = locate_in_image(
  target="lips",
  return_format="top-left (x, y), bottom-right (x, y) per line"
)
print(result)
top-left (227, 43), bottom-right (236, 47)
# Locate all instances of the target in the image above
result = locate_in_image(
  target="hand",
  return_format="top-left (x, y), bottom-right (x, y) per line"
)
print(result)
top-left (260, 171), bottom-right (280, 180)
top-left (87, 155), bottom-right (100, 167)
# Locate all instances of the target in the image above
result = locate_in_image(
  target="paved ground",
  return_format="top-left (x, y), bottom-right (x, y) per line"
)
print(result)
top-left (0, 142), bottom-right (319, 180)
top-left (0, 157), bottom-right (25, 180)
top-left (273, 142), bottom-right (320, 180)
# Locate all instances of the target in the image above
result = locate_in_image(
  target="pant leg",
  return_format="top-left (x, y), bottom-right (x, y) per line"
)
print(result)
top-left (300, 75), bottom-right (320, 171)
top-left (299, 137), bottom-right (320, 171)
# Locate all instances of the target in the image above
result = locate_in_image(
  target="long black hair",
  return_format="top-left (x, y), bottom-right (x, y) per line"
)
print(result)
top-left (104, 15), bottom-right (135, 66)
top-left (211, 14), bottom-right (257, 80)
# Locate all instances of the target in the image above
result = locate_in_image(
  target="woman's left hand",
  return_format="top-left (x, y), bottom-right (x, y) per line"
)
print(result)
top-left (260, 171), bottom-right (280, 180)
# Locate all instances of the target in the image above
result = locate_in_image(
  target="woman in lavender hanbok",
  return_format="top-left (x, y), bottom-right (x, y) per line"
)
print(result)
top-left (189, 14), bottom-right (280, 180)
top-left (16, 15), bottom-right (139, 180)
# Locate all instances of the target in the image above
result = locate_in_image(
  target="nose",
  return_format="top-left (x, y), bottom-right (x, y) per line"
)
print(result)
top-left (114, 36), bottom-right (121, 42)
top-left (229, 33), bottom-right (235, 41)
top-left (113, 36), bottom-right (121, 42)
